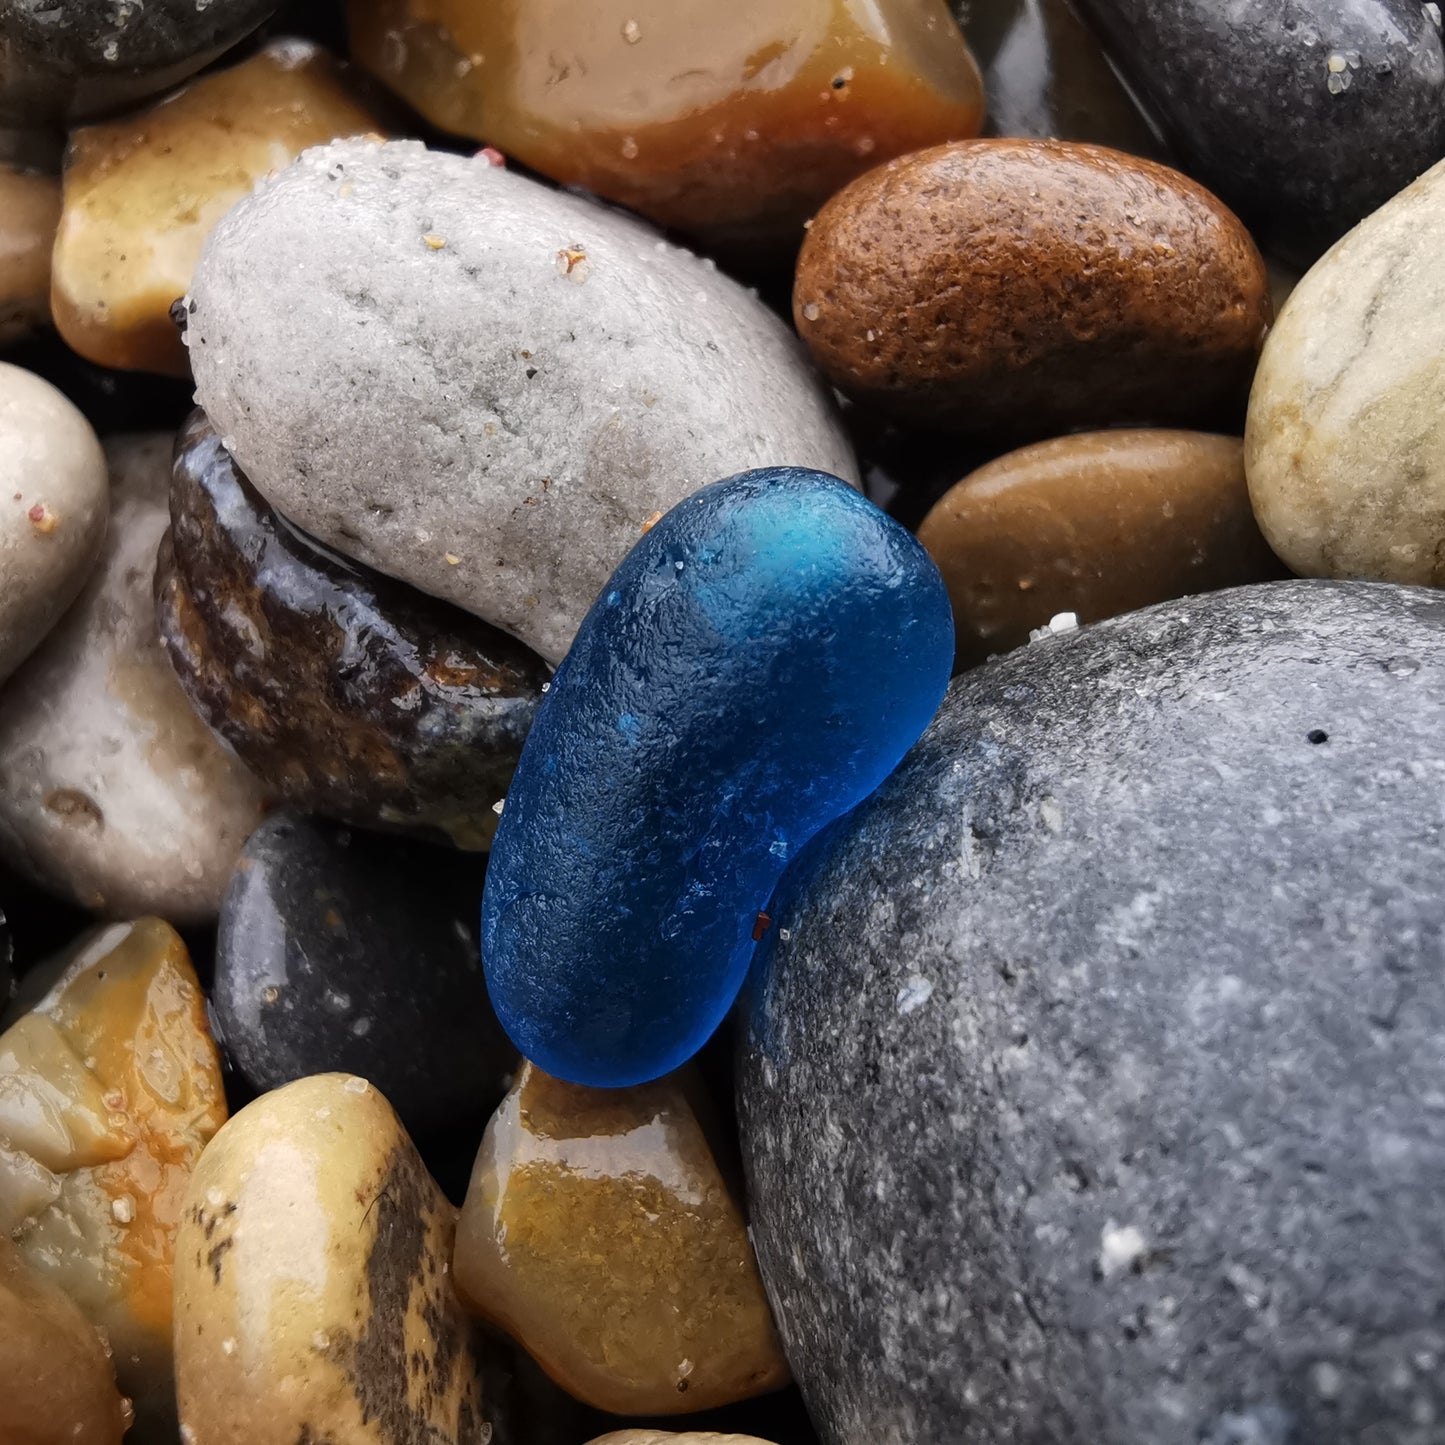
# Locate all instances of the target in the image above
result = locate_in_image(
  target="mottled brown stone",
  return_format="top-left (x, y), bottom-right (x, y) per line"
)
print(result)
top-left (156, 411), bottom-right (549, 849)
top-left (0, 918), bottom-right (226, 1442)
top-left (348, 0), bottom-right (983, 250)
top-left (454, 1062), bottom-right (788, 1416)
top-left (0, 167), bottom-right (60, 343)
top-left (173, 1073), bottom-right (507, 1445)
top-left (794, 139), bottom-right (1271, 438)
top-left (918, 429), bottom-right (1287, 668)
top-left (51, 39), bottom-right (385, 375)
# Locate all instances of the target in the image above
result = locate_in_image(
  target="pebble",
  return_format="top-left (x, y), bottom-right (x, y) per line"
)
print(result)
top-left (158, 411), bottom-right (549, 848)
top-left (960, 0), bottom-right (1166, 155)
top-left (454, 1061), bottom-right (788, 1415)
top-left (795, 138), bottom-right (1271, 439)
top-left (1073, 0), bottom-right (1445, 265)
top-left (0, 362), bottom-right (108, 685)
top-left (1245, 157), bottom-right (1445, 588)
top-left (349, 0), bottom-right (983, 250)
top-left (917, 429), bottom-right (1288, 668)
top-left (483, 468), bottom-right (953, 1087)
top-left (173, 1072), bottom-right (508, 1445)
top-left (0, 1238), bottom-right (129, 1445)
top-left (51, 39), bottom-right (385, 377)
top-left (184, 137), bottom-right (858, 664)
top-left (214, 813), bottom-right (517, 1139)
top-left (738, 580), bottom-right (1445, 1444)
top-left (0, 917), bottom-right (226, 1441)
top-left (0, 165), bottom-right (60, 343)
top-left (0, 434), bottom-right (267, 924)
top-left (0, 0), bottom-right (279, 125)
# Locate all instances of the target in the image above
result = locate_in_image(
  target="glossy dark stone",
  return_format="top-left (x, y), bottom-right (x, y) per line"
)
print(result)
top-left (156, 411), bottom-right (550, 850)
top-left (214, 812), bottom-right (515, 1138)
top-left (0, 0), bottom-right (278, 124)
top-left (1073, 0), bottom-right (1445, 264)
top-left (739, 580), bottom-right (1445, 1445)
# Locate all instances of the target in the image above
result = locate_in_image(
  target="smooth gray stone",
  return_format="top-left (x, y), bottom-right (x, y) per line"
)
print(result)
top-left (1072, 0), bottom-right (1445, 264)
top-left (738, 580), bottom-right (1445, 1445)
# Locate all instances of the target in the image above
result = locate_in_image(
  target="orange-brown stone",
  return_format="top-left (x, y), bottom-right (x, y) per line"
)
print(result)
top-left (348, 0), bottom-right (984, 249)
top-left (794, 139), bottom-right (1271, 438)
top-left (454, 1061), bottom-right (788, 1415)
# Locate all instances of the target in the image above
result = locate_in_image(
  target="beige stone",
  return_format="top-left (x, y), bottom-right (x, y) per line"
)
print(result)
top-left (455, 1062), bottom-right (788, 1415)
top-left (0, 434), bottom-right (268, 923)
top-left (0, 167), bottom-right (60, 342)
top-left (174, 1073), bottom-right (506, 1445)
top-left (0, 918), bottom-right (225, 1442)
top-left (52, 38), bottom-right (384, 375)
top-left (0, 363), bottom-right (108, 685)
top-left (1245, 157), bottom-right (1445, 585)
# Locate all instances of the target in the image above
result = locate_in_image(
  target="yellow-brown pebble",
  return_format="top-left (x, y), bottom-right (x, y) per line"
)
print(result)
top-left (454, 1061), bottom-right (788, 1415)
top-left (173, 1073), bottom-right (506, 1445)
top-left (0, 918), bottom-right (226, 1442)
top-left (51, 38), bottom-right (386, 375)
top-left (0, 167), bottom-right (60, 343)
top-left (349, 0), bottom-right (983, 250)
top-left (0, 1238), bottom-right (130, 1445)
top-left (917, 430), bottom-right (1288, 669)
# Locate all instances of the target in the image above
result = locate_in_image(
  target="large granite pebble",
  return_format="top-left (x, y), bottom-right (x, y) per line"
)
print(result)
top-left (349, 0), bottom-right (983, 251)
top-left (159, 411), bottom-right (548, 848)
top-left (184, 137), bottom-right (857, 664)
top-left (1246, 157), bottom-right (1445, 588)
top-left (0, 0), bottom-right (278, 125)
top-left (215, 813), bottom-right (516, 1138)
top-left (794, 139), bottom-right (1270, 439)
top-left (0, 363), bottom-right (108, 686)
top-left (0, 435), bottom-right (267, 923)
top-left (0, 166), bottom-right (60, 343)
top-left (174, 1072), bottom-right (508, 1445)
top-left (738, 580), bottom-right (1445, 1445)
top-left (1074, 0), bottom-right (1445, 265)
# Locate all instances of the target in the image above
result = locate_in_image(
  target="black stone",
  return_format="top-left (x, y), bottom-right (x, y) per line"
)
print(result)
top-left (0, 0), bottom-right (277, 124)
top-left (214, 813), bottom-right (516, 1139)
top-left (1072, 0), bottom-right (1445, 265)
top-left (738, 580), bottom-right (1445, 1445)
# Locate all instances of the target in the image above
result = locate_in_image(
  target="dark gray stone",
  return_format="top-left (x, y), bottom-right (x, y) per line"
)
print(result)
top-left (214, 813), bottom-right (515, 1138)
top-left (1072, 0), bottom-right (1445, 264)
top-left (738, 580), bottom-right (1445, 1445)
top-left (0, 0), bottom-right (277, 124)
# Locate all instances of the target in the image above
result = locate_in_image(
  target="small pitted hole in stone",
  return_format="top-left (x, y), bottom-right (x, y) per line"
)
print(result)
top-left (1307, 729), bottom-right (1329, 745)
top-left (43, 788), bottom-right (103, 826)
top-left (169, 298), bottom-right (188, 334)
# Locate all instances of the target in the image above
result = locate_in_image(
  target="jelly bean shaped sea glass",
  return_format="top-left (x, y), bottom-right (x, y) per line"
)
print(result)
top-left (481, 467), bottom-right (953, 1087)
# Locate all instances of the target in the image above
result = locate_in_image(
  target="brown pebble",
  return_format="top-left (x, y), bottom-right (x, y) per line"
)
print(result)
top-left (917, 429), bottom-right (1289, 668)
top-left (0, 166), bottom-right (60, 343)
top-left (794, 139), bottom-right (1271, 439)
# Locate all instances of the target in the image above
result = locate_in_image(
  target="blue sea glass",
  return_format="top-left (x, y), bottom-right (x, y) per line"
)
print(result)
top-left (481, 467), bottom-right (954, 1087)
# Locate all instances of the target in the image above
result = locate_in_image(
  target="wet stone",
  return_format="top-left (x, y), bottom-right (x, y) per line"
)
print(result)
top-left (0, 1238), bottom-right (130, 1445)
top-left (917, 429), bottom-right (1288, 669)
top-left (0, 165), bottom-right (60, 343)
top-left (183, 137), bottom-right (857, 665)
top-left (1073, 0), bottom-right (1445, 265)
top-left (349, 0), bottom-right (983, 252)
top-left (52, 39), bottom-right (386, 377)
top-left (0, 434), bottom-right (267, 923)
top-left (482, 468), bottom-right (952, 1087)
top-left (158, 411), bottom-right (548, 848)
top-left (214, 812), bottom-right (517, 1140)
top-left (0, 918), bottom-right (226, 1442)
top-left (174, 1072), bottom-right (509, 1445)
top-left (738, 581), bottom-right (1445, 1445)
top-left (794, 138), bottom-right (1271, 440)
top-left (455, 1060), bottom-right (788, 1415)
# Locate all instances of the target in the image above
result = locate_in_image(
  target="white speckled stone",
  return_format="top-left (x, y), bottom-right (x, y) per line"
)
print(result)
top-left (0, 363), bottom-right (107, 685)
top-left (1245, 157), bottom-right (1445, 587)
top-left (184, 138), bottom-right (858, 664)
top-left (0, 434), bottom-right (267, 923)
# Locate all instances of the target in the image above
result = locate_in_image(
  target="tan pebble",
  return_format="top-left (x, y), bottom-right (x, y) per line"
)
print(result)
top-left (174, 1073), bottom-right (507, 1445)
top-left (0, 166), bottom-right (60, 343)
top-left (918, 429), bottom-right (1289, 669)
top-left (454, 1061), bottom-right (789, 1415)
